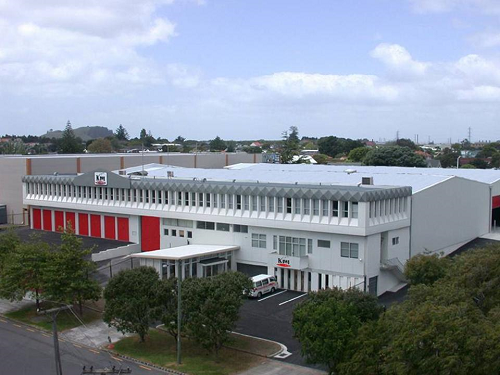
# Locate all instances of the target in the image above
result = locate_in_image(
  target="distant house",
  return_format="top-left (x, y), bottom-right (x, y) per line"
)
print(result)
top-left (291, 155), bottom-right (317, 164)
top-left (250, 141), bottom-right (262, 148)
top-left (300, 149), bottom-right (319, 156)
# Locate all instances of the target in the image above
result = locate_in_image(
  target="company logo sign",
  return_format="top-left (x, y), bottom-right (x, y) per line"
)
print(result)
top-left (94, 172), bottom-right (108, 186)
top-left (277, 257), bottom-right (291, 268)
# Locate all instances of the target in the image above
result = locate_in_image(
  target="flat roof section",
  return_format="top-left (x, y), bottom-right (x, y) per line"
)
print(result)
top-left (130, 244), bottom-right (239, 261)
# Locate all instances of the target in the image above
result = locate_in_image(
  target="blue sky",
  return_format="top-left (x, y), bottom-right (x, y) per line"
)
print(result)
top-left (2, 0), bottom-right (500, 143)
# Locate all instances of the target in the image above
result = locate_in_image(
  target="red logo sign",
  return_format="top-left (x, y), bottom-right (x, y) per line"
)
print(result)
top-left (277, 257), bottom-right (291, 268)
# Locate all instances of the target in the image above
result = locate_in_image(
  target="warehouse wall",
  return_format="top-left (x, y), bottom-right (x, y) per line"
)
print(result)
top-left (0, 157), bottom-right (26, 224)
top-left (411, 177), bottom-right (490, 257)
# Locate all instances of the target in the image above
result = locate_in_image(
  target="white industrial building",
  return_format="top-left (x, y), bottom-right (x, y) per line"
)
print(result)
top-left (22, 163), bottom-right (499, 296)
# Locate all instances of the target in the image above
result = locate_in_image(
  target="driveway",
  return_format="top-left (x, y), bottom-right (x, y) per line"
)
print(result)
top-left (235, 289), bottom-right (325, 370)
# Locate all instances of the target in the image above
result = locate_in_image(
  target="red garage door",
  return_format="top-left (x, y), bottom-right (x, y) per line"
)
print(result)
top-left (78, 213), bottom-right (89, 236)
top-left (117, 217), bottom-right (129, 242)
top-left (141, 216), bottom-right (160, 251)
top-left (104, 216), bottom-right (116, 240)
top-left (42, 210), bottom-right (52, 231)
top-left (90, 214), bottom-right (101, 238)
top-left (54, 211), bottom-right (64, 232)
top-left (66, 212), bottom-right (76, 232)
top-left (33, 208), bottom-right (42, 230)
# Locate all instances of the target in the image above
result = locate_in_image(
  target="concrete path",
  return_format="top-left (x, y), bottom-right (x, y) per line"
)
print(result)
top-left (61, 320), bottom-right (133, 348)
top-left (480, 232), bottom-right (500, 241)
top-left (238, 360), bottom-right (327, 375)
top-left (0, 298), bottom-right (35, 314)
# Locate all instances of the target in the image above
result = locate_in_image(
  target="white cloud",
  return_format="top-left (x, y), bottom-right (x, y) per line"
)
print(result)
top-left (370, 44), bottom-right (429, 77)
top-left (469, 31), bottom-right (500, 47)
top-left (0, 0), bottom-right (181, 95)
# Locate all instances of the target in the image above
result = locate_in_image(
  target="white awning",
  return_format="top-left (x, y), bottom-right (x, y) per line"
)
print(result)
top-left (130, 244), bottom-right (239, 261)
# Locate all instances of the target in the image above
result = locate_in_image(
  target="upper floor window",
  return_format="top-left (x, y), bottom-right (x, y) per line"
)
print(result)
top-left (286, 198), bottom-right (292, 214)
top-left (233, 224), bottom-right (248, 233)
top-left (268, 197), bottom-right (275, 212)
top-left (322, 199), bottom-right (329, 217)
top-left (318, 240), bottom-right (331, 248)
top-left (260, 196), bottom-right (266, 211)
top-left (341, 242), bottom-right (359, 258)
top-left (332, 201), bottom-right (339, 217)
top-left (352, 202), bottom-right (358, 219)
top-left (342, 201), bottom-right (349, 218)
top-left (294, 198), bottom-right (301, 214)
top-left (252, 233), bottom-right (267, 248)
top-left (313, 199), bottom-right (319, 216)
top-left (236, 195), bottom-right (242, 210)
top-left (303, 199), bottom-right (310, 215)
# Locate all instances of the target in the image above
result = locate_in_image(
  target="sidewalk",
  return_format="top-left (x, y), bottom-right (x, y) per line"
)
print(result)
top-left (61, 319), bottom-right (132, 348)
top-left (0, 298), bottom-right (35, 314)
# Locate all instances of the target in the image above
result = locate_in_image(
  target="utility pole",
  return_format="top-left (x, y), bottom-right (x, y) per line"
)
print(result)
top-left (176, 260), bottom-right (182, 364)
top-left (468, 127), bottom-right (472, 143)
top-left (396, 130), bottom-right (399, 141)
top-left (38, 305), bottom-right (71, 375)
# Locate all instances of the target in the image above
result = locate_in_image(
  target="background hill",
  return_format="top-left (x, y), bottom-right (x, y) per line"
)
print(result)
top-left (44, 126), bottom-right (113, 141)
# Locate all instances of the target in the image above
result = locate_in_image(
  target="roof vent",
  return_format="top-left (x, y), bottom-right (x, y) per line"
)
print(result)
top-left (361, 177), bottom-right (373, 185)
top-left (344, 168), bottom-right (357, 174)
top-left (167, 171), bottom-right (174, 178)
top-left (118, 170), bottom-right (126, 175)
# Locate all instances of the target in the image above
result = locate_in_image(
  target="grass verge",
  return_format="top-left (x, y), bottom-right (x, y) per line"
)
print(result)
top-left (113, 329), bottom-right (266, 375)
top-left (5, 302), bottom-right (101, 331)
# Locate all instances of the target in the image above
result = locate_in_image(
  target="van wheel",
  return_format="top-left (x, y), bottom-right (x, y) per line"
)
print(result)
top-left (271, 287), bottom-right (276, 294)
top-left (257, 292), bottom-right (262, 298)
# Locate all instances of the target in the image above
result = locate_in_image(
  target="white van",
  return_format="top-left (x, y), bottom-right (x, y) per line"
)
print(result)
top-left (249, 274), bottom-right (279, 298)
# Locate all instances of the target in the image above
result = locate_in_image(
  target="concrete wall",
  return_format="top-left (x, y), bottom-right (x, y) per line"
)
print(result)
top-left (0, 152), bottom-right (260, 224)
top-left (411, 177), bottom-right (490, 256)
top-left (0, 157), bottom-right (27, 224)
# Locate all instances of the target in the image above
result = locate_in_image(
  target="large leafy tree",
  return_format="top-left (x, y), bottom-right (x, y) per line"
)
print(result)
top-left (0, 240), bottom-right (51, 310)
top-left (340, 244), bottom-right (500, 375)
top-left (182, 272), bottom-right (251, 358)
top-left (156, 277), bottom-right (183, 342)
top-left (363, 146), bottom-right (426, 167)
top-left (42, 230), bottom-right (101, 315)
top-left (348, 146), bottom-right (370, 162)
top-left (209, 136), bottom-right (226, 152)
top-left (404, 253), bottom-right (449, 286)
top-left (0, 230), bottom-right (20, 273)
top-left (87, 138), bottom-right (113, 153)
top-left (292, 288), bottom-right (382, 373)
top-left (318, 136), bottom-right (364, 158)
top-left (58, 121), bottom-right (84, 154)
top-left (104, 267), bottom-right (160, 342)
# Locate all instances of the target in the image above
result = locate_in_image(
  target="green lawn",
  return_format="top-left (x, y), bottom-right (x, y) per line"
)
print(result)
top-left (5, 303), bottom-right (101, 331)
top-left (113, 329), bottom-right (266, 375)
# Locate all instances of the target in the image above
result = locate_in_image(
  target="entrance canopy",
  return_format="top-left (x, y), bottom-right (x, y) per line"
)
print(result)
top-left (130, 244), bottom-right (239, 261)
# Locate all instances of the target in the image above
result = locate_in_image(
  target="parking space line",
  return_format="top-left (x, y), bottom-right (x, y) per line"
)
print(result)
top-left (26, 328), bottom-right (35, 332)
top-left (13, 324), bottom-right (22, 328)
top-left (139, 365), bottom-right (152, 371)
top-left (89, 349), bottom-right (100, 354)
top-left (73, 344), bottom-right (82, 349)
top-left (112, 356), bottom-right (123, 362)
top-left (258, 290), bottom-right (287, 302)
top-left (278, 293), bottom-right (306, 306)
top-left (0, 318), bottom-right (7, 323)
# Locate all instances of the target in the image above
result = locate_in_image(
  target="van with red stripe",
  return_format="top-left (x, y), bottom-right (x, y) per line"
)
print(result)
top-left (249, 274), bottom-right (278, 298)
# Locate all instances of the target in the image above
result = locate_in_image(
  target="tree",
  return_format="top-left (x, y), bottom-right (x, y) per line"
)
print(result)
top-left (42, 230), bottom-right (101, 315)
top-left (104, 267), bottom-right (160, 342)
top-left (139, 128), bottom-right (147, 140)
top-left (58, 121), bottom-right (84, 154)
top-left (470, 158), bottom-right (489, 169)
top-left (115, 124), bottom-right (129, 141)
top-left (0, 230), bottom-right (20, 273)
top-left (279, 126), bottom-right (301, 163)
top-left (363, 146), bottom-right (426, 167)
top-left (0, 240), bottom-right (51, 310)
top-left (0, 140), bottom-right (27, 155)
top-left (174, 135), bottom-right (185, 144)
top-left (87, 138), bottom-right (113, 153)
top-left (156, 277), bottom-right (184, 342)
top-left (312, 153), bottom-right (330, 164)
top-left (317, 136), bottom-right (364, 158)
top-left (391, 138), bottom-right (418, 150)
top-left (404, 253), bottom-right (449, 286)
top-left (437, 147), bottom-right (460, 168)
top-left (293, 288), bottom-right (382, 373)
top-left (139, 129), bottom-right (155, 148)
top-left (209, 136), bottom-right (226, 152)
top-left (348, 147), bottom-right (370, 162)
top-left (183, 272), bottom-right (251, 358)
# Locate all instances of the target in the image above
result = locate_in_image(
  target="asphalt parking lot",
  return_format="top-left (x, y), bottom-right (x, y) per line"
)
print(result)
top-left (235, 289), bottom-right (320, 368)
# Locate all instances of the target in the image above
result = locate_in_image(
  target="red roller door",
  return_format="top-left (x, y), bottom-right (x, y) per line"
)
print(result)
top-left (33, 208), bottom-right (41, 230)
top-left (117, 217), bottom-right (129, 242)
top-left (493, 196), bottom-right (500, 209)
top-left (141, 216), bottom-right (160, 251)
top-left (54, 211), bottom-right (64, 232)
top-left (78, 213), bottom-right (89, 236)
top-left (90, 214), bottom-right (101, 238)
top-left (42, 210), bottom-right (52, 231)
top-left (65, 212), bottom-right (76, 232)
top-left (104, 216), bottom-right (116, 240)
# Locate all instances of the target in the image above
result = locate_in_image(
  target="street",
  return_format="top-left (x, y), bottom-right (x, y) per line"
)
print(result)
top-left (0, 317), bottom-right (162, 375)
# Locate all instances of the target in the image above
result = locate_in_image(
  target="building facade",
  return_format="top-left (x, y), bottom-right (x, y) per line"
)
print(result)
top-left (23, 167), bottom-right (412, 296)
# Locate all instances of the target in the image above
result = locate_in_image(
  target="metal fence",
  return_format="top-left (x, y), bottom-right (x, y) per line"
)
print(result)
top-left (91, 256), bottom-right (142, 286)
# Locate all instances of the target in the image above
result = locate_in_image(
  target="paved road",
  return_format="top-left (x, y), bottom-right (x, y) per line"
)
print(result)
top-left (235, 289), bottom-right (325, 371)
top-left (0, 317), bottom-right (162, 375)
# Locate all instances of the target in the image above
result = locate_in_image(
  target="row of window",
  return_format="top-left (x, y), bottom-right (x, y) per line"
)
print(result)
top-left (369, 198), bottom-right (407, 218)
top-left (163, 228), bottom-right (193, 238)
top-left (27, 183), bottom-right (363, 219)
top-left (196, 220), bottom-right (249, 233)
